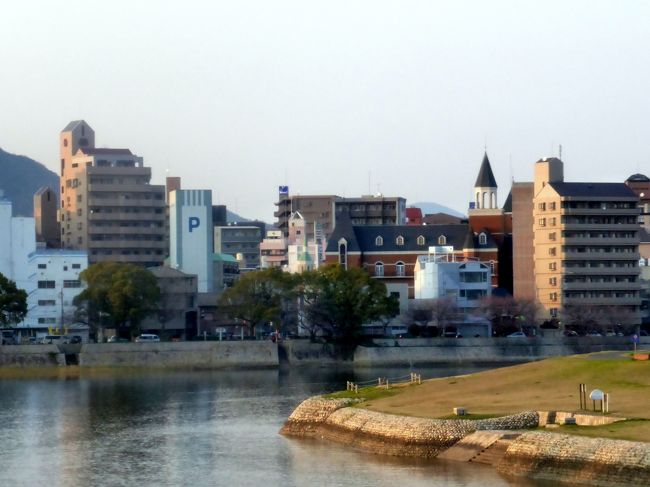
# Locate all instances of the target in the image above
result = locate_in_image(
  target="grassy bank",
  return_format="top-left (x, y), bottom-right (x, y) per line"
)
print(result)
top-left (352, 352), bottom-right (650, 442)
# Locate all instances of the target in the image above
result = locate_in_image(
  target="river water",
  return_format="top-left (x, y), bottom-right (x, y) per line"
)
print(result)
top-left (0, 365), bottom-right (553, 486)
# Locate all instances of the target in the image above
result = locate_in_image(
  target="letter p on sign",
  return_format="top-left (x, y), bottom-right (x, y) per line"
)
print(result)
top-left (189, 217), bottom-right (200, 233)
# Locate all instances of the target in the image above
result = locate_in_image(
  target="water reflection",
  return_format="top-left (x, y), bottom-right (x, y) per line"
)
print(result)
top-left (0, 366), bottom-right (548, 486)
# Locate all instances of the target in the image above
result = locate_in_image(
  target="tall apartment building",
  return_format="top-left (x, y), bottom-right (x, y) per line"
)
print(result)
top-left (531, 157), bottom-right (641, 323)
top-left (59, 121), bottom-right (166, 267)
top-left (274, 187), bottom-right (406, 240)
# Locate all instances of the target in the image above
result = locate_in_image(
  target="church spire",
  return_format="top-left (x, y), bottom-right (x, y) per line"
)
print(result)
top-left (473, 152), bottom-right (498, 209)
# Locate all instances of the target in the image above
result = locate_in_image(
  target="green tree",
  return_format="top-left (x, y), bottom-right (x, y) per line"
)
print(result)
top-left (74, 262), bottom-right (160, 337)
top-left (219, 268), bottom-right (293, 337)
top-left (301, 264), bottom-right (399, 345)
top-left (0, 272), bottom-right (27, 326)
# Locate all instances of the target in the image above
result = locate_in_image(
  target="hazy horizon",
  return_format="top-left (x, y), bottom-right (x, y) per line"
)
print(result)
top-left (2, 0), bottom-right (650, 221)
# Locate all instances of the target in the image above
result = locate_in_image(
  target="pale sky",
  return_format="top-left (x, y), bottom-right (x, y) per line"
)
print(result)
top-left (2, 0), bottom-right (650, 221)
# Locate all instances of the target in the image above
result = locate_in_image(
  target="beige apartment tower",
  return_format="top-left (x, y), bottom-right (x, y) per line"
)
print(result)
top-left (531, 157), bottom-right (641, 324)
top-left (59, 120), bottom-right (166, 266)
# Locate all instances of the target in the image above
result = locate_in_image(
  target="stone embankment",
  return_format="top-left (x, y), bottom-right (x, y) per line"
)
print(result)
top-left (500, 432), bottom-right (650, 487)
top-left (0, 344), bottom-right (65, 366)
top-left (79, 341), bottom-right (278, 368)
top-left (281, 397), bottom-right (650, 486)
top-left (280, 396), bottom-right (538, 457)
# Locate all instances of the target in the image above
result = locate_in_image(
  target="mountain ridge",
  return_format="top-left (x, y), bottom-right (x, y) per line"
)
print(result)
top-left (0, 147), bottom-right (59, 216)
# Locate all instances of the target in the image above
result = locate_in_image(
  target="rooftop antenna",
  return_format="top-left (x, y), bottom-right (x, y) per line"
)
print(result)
top-left (559, 144), bottom-right (563, 160)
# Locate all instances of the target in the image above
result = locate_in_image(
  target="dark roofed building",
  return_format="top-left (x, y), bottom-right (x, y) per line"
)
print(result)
top-left (325, 213), bottom-right (500, 303)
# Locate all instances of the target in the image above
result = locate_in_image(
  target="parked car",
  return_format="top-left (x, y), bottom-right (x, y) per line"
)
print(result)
top-left (563, 330), bottom-right (579, 337)
top-left (68, 335), bottom-right (83, 344)
top-left (135, 334), bottom-right (160, 343)
top-left (107, 336), bottom-right (129, 343)
top-left (506, 331), bottom-right (527, 338)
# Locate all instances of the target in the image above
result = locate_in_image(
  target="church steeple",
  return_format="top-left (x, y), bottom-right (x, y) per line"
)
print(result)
top-left (473, 152), bottom-right (498, 209)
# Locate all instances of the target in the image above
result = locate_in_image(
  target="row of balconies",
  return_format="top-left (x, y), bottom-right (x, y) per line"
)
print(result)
top-left (562, 296), bottom-right (641, 306)
top-left (88, 240), bottom-right (166, 249)
top-left (88, 212), bottom-right (165, 221)
top-left (88, 226), bottom-right (164, 235)
top-left (562, 266), bottom-right (641, 275)
top-left (560, 237), bottom-right (639, 245)
top-left (561, 223), bottom-right (640, 231)
top-left (562, 281), bottom-right (640, 291)
top-left (561, 207), bottom-right (640, 216)
top-left (561, 252), bottom-right (640, 260)
top-left (88, 183), bottom-right (161, 193)
top-left (88, 197), bottom-right (165, 207)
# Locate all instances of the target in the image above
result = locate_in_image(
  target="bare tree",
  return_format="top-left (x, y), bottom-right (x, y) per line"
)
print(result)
top-left (562, 304), bottom-right (601, 334)
top-left (409, 297), bottom-right (459, 336)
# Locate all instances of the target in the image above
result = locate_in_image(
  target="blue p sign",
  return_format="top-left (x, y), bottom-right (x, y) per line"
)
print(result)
top-left (189, 217), bottom-right (200, 233)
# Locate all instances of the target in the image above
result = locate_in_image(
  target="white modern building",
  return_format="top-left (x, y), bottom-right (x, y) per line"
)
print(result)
top-left (25, 250), bottom-right (88, 332)
top-left (286, 212), bottom-right (321, 274)
top-left (414, 249), bottom-right (492, 313)
top-left (0, 198), bottom-right (88, 335)
top-left (169, 189), bottom-right (214, 292)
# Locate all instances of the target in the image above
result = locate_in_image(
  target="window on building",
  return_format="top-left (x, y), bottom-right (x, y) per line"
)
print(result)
top-left (38, 281), bottom-right (55, 289)
top-left (417, 235), bottom-right (425, 246)
top-left (538, 202), bottom-right (546, 211)
top-left (550, 308), bottom-right (558, 318)
top-left (549, 202), bottom-right (556, 210)
top-left (549, 232), bottom-right (556, 241)
top-left (550, 292), bottom-right (558, 302)
top-left (538, 218), bottom-right (546, 227)
top-left (63, 280), bottom-right (81, 288)
top-left (395, 261), bottom-right (405, 277)
top-left (479, 233), bottom-right (487, 245)
top-left (38, 300), bottom-right (56, 306)
top-left (375, 236), bottom-right (383, 246)
top-left (375, 262), bottom-right (384, 277)
top-left (77, 208), bottom-right (82, 216)
top-left (338, 241), bottom-right (347, 269)
top-left (549, 247), bottom-right (556, 256)
top-left (550, 217), bottom-right (557, 226)
top-left (438, 235), bottom-right (446, 245)
top-left (38, 317), bottom-right (57, 324)
top-left (396, 236), bottom-right (404, 246)
top-left (72, 264), bottom-right (81, 269)
top-left (549, 277), bottom-right (557, 286)
top-left (37, 263), bottom-right (46, 269)
top-left (549, 262), bottom-right (557, 271)
top-left (77, 195), bottom-right (82, 203)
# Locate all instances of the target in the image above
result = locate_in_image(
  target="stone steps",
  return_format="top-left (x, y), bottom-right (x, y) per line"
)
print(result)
top-left (470, 438), bottom-right (514, 465)
top-left (438, 431), bottom-right (521, 465)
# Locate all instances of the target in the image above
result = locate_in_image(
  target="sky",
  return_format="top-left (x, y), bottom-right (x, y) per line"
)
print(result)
top-left (2, 0), bottom-right (650, 222)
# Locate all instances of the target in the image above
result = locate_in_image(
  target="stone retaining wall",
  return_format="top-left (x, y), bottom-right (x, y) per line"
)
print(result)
top-left (499, 432), bottom-right (650, 487)
top-left (79, 341), bottom-right (278, 368)
top-left (355, 337), bottom-right (646, 366)
top-left (281, 397), bottom-right (538, 457)
top-left (0, 345), bottom-right (65, 366)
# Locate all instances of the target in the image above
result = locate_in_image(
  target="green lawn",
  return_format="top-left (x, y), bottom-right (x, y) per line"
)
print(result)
top-left (343, 352), bottom-right (650, 442)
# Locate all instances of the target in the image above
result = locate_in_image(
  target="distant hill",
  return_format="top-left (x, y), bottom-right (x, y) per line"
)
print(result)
top-left (411, 202), bottom-right (466, 219)
top-left (226, 210), bottom-right (249, 223)
top-left (0, 148), bottom-right (58, 216)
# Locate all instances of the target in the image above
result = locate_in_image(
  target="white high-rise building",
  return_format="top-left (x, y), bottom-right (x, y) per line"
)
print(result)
top-left (0, 199), bottom-right (88, 334)
top-left (169, 190), bottom-right (214, 292)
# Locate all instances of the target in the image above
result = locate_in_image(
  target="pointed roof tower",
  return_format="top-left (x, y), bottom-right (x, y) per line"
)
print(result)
top-left (474, 152), bottom-right (498, 188)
